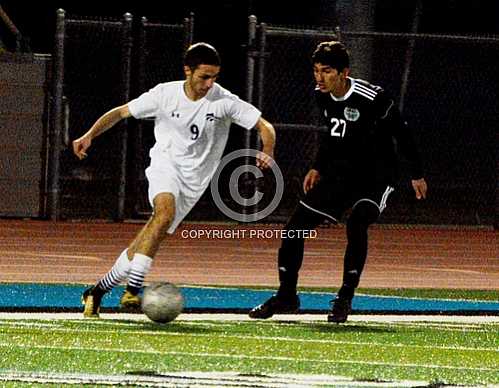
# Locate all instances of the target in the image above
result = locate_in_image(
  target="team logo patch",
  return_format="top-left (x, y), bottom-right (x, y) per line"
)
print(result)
top-left (206, 113), bottom-right (221, 122)
top-left (344, 107), bottom-right (360, 122)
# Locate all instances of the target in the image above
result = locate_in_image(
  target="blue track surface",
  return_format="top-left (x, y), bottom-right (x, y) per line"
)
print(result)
top-left (1, 283), bottom-right (498, 314)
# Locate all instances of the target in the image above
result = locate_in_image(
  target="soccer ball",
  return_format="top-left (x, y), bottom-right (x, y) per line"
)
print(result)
top-left (141, 282), bottom-right (184, 323)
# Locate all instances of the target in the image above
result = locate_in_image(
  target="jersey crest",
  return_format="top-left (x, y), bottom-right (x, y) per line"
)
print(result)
top-left (343, 107), bottom-right (360, 122)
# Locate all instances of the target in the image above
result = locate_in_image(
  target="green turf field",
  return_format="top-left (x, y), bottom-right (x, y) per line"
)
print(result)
top-left (0, 315), bottom-right (497, 387)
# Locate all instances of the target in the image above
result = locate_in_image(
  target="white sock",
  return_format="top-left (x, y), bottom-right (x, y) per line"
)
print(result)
top-left (97, 249), bottom-right (131, 292)
top-left (127, 253), bottom-right (153, 290)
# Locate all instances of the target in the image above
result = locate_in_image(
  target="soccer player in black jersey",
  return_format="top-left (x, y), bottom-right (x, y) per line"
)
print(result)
top-left (249, 41), bottom-right (428, 323)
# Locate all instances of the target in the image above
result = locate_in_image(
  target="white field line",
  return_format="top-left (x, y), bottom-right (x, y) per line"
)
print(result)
top-left (3, 317), bottom-right (492, 335)
top-left (1, 312), bottom-right (498, 324)
top-left (135, 320), bottom-right (493, 333)
top-left (354, 291), bottom-right (499, 304)
top-left (0, 342), bottom-right (496, 372)
top-left (0, 370), bottom-right (431, 388)
top-left (64, 315), bottom-right (496, 331)
top-left (0, 322), bottom-right (496, 353)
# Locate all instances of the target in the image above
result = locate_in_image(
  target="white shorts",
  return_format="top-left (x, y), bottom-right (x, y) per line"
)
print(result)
top-left (145, 163), bottom-right (206, 234)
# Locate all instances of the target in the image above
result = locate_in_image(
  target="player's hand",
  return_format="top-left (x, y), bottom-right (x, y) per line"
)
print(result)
top-left (256, 149), bottom-right (274, 170)
top-left (411, 178), bottom-right (427, 200)
top-left (303, 169), bottom-right (320, 194)
top-left (72, 135), bottom-right (92, 160)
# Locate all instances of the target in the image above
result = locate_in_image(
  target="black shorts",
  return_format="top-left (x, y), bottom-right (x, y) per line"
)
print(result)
top-left (299, 175), bottom-right (395, 223)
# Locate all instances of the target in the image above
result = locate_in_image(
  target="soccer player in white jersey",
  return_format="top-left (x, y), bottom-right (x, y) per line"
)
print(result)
top-left (249, 41), bottom-right (427, 323)
top-left (73, 42), bottom-right (276, 318)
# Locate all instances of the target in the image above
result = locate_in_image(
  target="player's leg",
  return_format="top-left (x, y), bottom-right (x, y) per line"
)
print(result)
top-left (276, 204), bottom-right (327, 298)
top-left (120, 192), bottom-right (176, 309)
top-left (327, 201), bottom-right (379, 323)
top-left (81, 193), bottom-right (175, 317)
top-left (249, 177), bottom-right (339, 319)
top-left (328, 185), bottom-right (394, 323)
top-left (249, 204), bottom-right (325, 318)
top-left (82, 162), bottom-right (180, 318)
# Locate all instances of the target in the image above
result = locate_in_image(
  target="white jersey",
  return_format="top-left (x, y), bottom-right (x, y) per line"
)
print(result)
top-left (128, 81), bottom-right (261, 190)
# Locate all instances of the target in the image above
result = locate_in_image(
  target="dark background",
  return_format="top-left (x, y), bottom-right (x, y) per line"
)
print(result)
top-left (3, 0), bottom-right (499, 49)
top-left (1, 0), bottom-right (497, 225)
top-left (1, 0), bottom-right (499, 93)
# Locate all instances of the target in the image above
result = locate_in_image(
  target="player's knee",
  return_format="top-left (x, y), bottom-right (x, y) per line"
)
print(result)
top-left (349, 201), bottom-right (379, 228)
top-left (347, 203), bottom-right (378, 240)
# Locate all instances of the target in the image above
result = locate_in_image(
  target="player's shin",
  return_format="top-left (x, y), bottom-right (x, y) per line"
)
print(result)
top-left (277, 244), bottom-right (303, 298)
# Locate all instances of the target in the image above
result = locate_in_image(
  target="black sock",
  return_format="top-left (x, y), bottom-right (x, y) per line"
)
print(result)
top-left (92, 284), bottom-right (107, 297)
top-left (277, 286), bottom-right (297, 300)
top-left (126, 285), bottom-right (141, 295)
top-left (337, 285), bottom-right (355, 301)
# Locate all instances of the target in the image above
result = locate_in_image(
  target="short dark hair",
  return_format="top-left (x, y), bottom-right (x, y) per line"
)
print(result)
top-left (184, 42), bottom-right (221, 69)
top-left (312, 41), bottom-right (349, 71)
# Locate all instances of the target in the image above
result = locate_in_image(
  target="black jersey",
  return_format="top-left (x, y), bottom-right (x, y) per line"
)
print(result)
top-left (312, 77), bottom-right (423, 185)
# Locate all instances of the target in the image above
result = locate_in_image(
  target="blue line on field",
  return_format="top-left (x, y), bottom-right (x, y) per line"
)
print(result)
top-left (0, 283), bottom-right (498, 313)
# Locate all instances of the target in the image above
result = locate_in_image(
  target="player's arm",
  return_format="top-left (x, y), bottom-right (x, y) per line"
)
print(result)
top-left (311, 129), bottom-right (329, 175)
top-left (303, 168), bottom-right (320, 194)
top-left (305, 129), bottom-right (328, 193)
top-left (308, 91), bottom-right (331, 191)
top-left (303, 133), bottom-right (328, 193)
top-left (255, 117), bottom-right (276, 170)
top-left (379, 96), bottom-right (427, 199)
top-left (72, 104), bottom-right (131, 160)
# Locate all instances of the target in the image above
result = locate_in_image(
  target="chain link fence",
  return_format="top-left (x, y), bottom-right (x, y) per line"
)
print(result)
top-left (49, 11), bottom-right (132, 220)
top-left (49, 10), bottom-right (193, 220)
top-left (247, 19), bottom-right (498, 225)
top-left (47, 11), bottom-right (497, 227)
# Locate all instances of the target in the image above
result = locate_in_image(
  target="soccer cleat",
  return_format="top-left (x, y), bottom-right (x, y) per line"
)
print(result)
top-left (81, 286), bottom-right (102, 318)
top-left (327, 296), bottom-right (352, 323)
top-left (120, 290), bottom-right (142, 312)
top-left (248, 294), bottom-right (300, 319)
